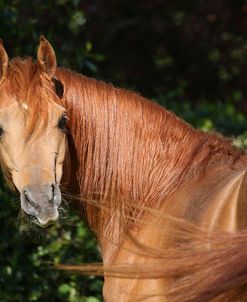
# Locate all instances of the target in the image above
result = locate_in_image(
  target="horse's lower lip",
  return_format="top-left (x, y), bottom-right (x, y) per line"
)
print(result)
top-left (35, 220), bottom-right (56, 229)
top-left (34, 210), bottom-right (59, 228)
top-left (35, 217), bottom-right (58, 228)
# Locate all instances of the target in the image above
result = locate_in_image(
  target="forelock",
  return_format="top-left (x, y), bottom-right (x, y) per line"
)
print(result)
top-left (3, 57), bottom-right (61, 140)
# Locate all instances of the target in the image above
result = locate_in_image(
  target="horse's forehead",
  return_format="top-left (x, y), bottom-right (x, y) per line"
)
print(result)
top-left (0, 99), bottom-right (65, 123)
top-left (0, 83), bottom-right (29, 108)
top-left (0, 88), bottom-right (17, 107)
top-left (0, 89), bottom-right (27, 115)
top-left (0, 82), bottom-right (65, 111)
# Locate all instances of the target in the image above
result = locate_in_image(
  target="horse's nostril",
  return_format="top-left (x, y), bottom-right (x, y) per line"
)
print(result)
top-left (48, 184), bottom-right (56, 204)
top-left (51, 184), bottom-right (55, 197)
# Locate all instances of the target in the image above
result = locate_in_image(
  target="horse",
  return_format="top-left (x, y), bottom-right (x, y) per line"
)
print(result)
top-left (0, 36), bottom-right (247, 302)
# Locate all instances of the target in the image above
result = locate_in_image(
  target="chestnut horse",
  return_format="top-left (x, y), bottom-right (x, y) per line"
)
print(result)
top-left (0, 37), bottom-right (247, 302)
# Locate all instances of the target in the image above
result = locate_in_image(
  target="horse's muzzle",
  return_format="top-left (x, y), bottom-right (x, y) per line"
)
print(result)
top-left (20, 183), bottom-right (61, 227)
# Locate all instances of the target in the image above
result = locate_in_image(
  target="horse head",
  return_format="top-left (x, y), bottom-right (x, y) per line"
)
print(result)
top-left (0, 37), bottom-right (68, 228)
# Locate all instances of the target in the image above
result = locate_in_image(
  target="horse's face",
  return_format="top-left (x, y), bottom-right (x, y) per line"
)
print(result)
top-left (0, 37), bottom-right (67, 228)
top-left (0, 101), bottom-right (67, 227)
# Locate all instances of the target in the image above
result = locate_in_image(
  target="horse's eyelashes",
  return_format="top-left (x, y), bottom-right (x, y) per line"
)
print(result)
top-left (58, 114), bottom-right (67, 130)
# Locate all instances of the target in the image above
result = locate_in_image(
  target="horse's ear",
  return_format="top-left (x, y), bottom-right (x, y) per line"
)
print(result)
top-left (0, 39), bottom-right (9, 82)
top-left (37, 35), bottom-right (56, 78)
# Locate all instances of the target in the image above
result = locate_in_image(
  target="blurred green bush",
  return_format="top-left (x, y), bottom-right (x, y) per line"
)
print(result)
top-left (0, 180), bottom-right (103, 302)
top-left (0, 1), bottom-right (246, 301)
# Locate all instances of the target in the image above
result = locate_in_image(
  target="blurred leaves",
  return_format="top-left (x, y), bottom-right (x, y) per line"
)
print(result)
top-left (0, 176), bottom-right (103, 302)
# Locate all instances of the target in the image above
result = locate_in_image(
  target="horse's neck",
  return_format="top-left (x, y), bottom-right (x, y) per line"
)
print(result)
top-left (102, 163), bottom-right (247, 263)
top-left (57, 68), bottom-right (246, 251)
top-left (162, 163), bottom-right (247, 229)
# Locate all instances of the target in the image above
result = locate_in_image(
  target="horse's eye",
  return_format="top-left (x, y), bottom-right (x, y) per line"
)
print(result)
top-left (58, 114), bottom-right (67, 130)
top-left (0, 127), bottom-right (4, 137)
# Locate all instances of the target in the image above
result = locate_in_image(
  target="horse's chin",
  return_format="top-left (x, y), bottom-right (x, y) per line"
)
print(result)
top-left (20, 210), bottom-right (59, 230)
top-left (34, 219), bottom-right (57, 229)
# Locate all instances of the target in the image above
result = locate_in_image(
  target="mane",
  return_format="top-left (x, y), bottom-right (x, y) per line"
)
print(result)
top-left (55, 67), bottom-right (245, 241)
top-left (1, 57), bottom-right (62, 139)
top-left (2, 57), bottom-right (247, 301)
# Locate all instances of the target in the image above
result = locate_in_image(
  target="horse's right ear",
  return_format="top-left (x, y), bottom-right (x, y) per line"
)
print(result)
top-left (0, 39), bottom-right (9, 82)
top-left (37, 35), bottom-right (57, 78)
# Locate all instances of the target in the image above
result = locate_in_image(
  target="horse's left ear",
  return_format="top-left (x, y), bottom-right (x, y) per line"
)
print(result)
top-left (37, 35), bottom-right (56, 78)
top-left (0, 39), bottom-right (9, 82)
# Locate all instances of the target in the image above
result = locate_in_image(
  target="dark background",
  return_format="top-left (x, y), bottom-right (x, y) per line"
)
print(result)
top-left (0, 1), bottom-right (246, 301)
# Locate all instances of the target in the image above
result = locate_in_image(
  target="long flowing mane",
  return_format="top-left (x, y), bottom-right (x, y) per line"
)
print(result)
top-left (3, 57), bottom-right (247, 301)
top-left (55, 67), bottom-right (245, 231)
top-left (54, 67), bottom-right (247, 301)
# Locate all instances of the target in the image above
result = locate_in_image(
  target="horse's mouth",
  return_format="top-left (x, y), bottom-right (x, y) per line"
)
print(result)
top-left (24, 212), bottom-right (58, 229)
top-left (34, 219), bottom-right (57, 229)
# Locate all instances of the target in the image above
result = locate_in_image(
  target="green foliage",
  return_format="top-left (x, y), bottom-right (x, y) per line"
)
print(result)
top-left (0, 178), bottom-right (103, 302)
top-left (158, 85), bottom-right (247, 148)
top-left (0, 1), bottom-right (246, 301)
